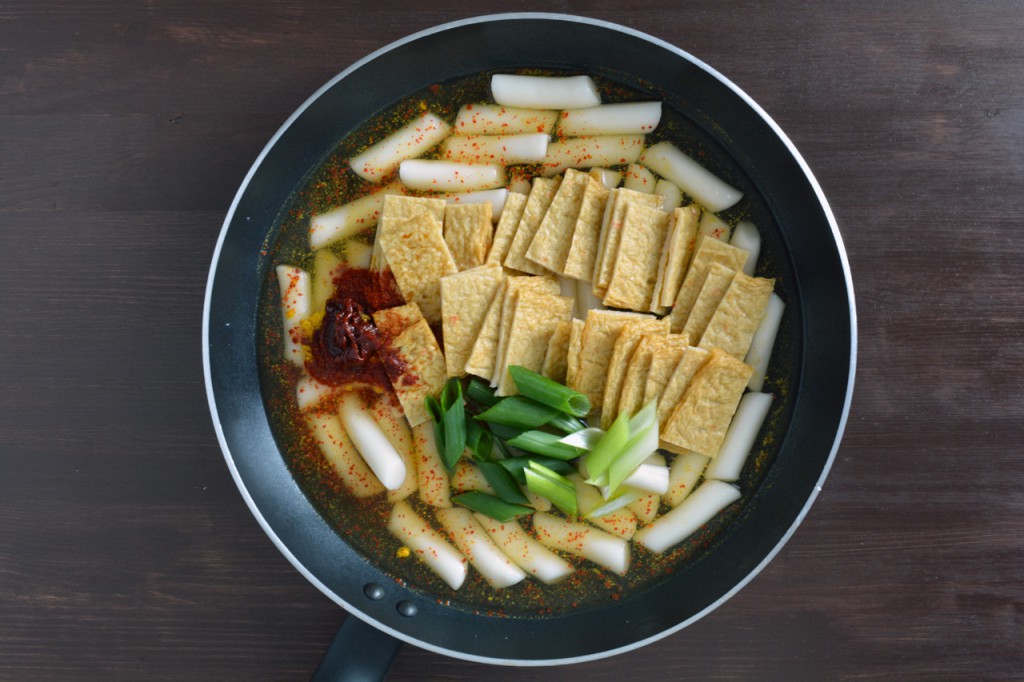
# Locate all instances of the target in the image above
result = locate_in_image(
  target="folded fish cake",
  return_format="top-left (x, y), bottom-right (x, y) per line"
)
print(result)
top-left (503, 176), bottom-right (562, 274)
top-left (600, 316), bottom-right (670, 428)
top-left (490, 275), bottom-right (560, 389)
top-left (571, 309), bottom-right (658, 413)
top-left (667, 236), bottom-right (749, 333)
top-left (642, 334), bottom-right (691, 407)
top-left (604, 201), bottom-right (672, 311)
top-left (541, 319), bottom-right (573, 384)
top-left (526, 167), bottom-right (590, 274)
top-left (699, 271), bottom-right (776, 359)
top-left (619, 332), bottom-right (689, 420)
top-left (681, 262), bottom-right (738, 341)
top-left (593, 188), bottom-right (663, 294)
top-left (372, 302), bottom-right (447, 427)
top-left (486, 190), bottom-right (529, 271)
top-left (440, 264), bottom-right (506, 377)
top-left (562, 175), bottom-right (612, 282)
top-left (495, 287), bottom-right (574, 395)
top-left (444, 202), bottom-right (493, 271)
top-left (661, 349), bottom-right (754, 458)
top-left (376, 206), bottom-right (457, 325)
top-left (653, 205), bottom-right (701, 309)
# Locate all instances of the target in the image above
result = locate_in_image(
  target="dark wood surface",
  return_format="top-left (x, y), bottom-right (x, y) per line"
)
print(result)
top-left (2, 1), bottom-right (1022, 679)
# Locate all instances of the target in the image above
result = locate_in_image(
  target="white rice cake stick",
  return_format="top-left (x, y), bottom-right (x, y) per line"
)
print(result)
top-left (414, 422), bottom-right (451, 508)
top-left (343, 240), bottom-right (373, 269)
top-left (440, 133), bottom-right (549, 166)
top-left (730, 220), bottom-right (761, 276)
top-left (589, 167), bottom-right (622, 189)
top-left (495, 287), bottom-right (574, 396)
top-left (541, 135), bottom-right (646, 177)
top-left (388, 500), bottom-right (467, 590)
top-left (532, 512), bottom-right (630, 575)
top-left (699, 272), bottom-right (776, 359)
top-left (653, 205), bottom-right (701, 309)
top-left (704, 392), bottom-right (773, 482)
top-left (338, 393), bottom-right (407, 490)
top-left (503, 176), bottom-right (562, 275)
top-left (491, 74), bottom-right (600, 109)
top-left (440, 264), bottom-right (505, 377)
top-left (295, 373), bottom-right (337, 412)
top-left (304, 411), bottom-right (385, 498)
top-left (435, 507), bottom-right (527, 589)
top-left (475, 515), bottom-right (574, 585)
top-left (562, 175), bottom-right (612, 281)
top-left (622, 462), bottom-right (670, 495)
top-left (622, 163), bottom-right (656, 193)
top-left (309, 181), bottom-right (404, 250)
top-left (311, 249), bottom-right (343, 313)
top-left (453, 103), bottom-right (558, 135)
top-left (639, 141), bottom-right (743, 212)
top-left (593, 188), bottom-right (662, 295)
top-left (628, 493), bottom-right (661, 525)
top-left (667, 237), bottom-right (749, 333)
top-left (485, 191), bottom-right (528, 269)
top-left (275, 265), bottom-right (310, 367)
top-left (655, 346), bottom-right (711, 431)
top-left (662, 349), bottom-right (754, 458)
top-left (604, 201), bottom-right (672, 311)
top-left (399, 159), bottom-right (505, 192)
top-left (525, 168), bottom-right (591, 274)
top-left (682, 262), bottom-right (739, 342)
top-left (435, 188), bottom-right (508, 222)
top-left (450, 460), bottom-right (492, 494)
top-left (372, 395), bottom-right (418, 503)
top-left (376, 208), bottom-right (457, 325)
top-left (600, 317), bottom-right (669, 429)
top-left (443, 202), bottom-right (493, 271)
top-left (639, 480), bottom-right (741, 553)
top-left (699, 210), bottom-right (733, 242)
top-left (654, 179), bottom-right (683, 211)
top-left (745, 293), bottom-right (785, 391)
top-left (572, 309), bottom-right (657, 412)
top-left (663, 450), bottom-right (710, 507)
top-left (350, 111), bottom-right (451, 183)
top-left (557, 101), bottom-right (662, 136)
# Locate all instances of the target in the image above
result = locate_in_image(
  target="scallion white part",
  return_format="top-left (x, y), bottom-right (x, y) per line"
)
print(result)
top-left (308, 181), bottom-right (403, 250)
top-left (441, 133), bottom-right (550, 166)
top-left (705, 392), bottom-right (773, 483)
top-left (388, 500), bottom-right (467, 590)
top-left (474, 514), bottom-right (574, 585)
top-left (745, 292), bottom-right (785, 392)
top-left (491, 74), bottom-right (601, 110)
top-left (275, 265), bottom-right (310, 367)
top-left (639, 141), bottom-right (743, 212)
top-left (619, 461), bottom-right (670, 495)
top-left (399, 159), bottom-right (506, 192)
top-left (654, 179), bottom-right (683, 211)
top-left (532, 512), bottom-right (631, 575)
top-left (557, 101), bottom-right (662, 136)
top-left (349, 111), bottom-right (451, 182)
top-left (338, 394), bottom-right (407, 490)
top-left (436, 188), bottom-right (508, 222)
top-left (730, 220), bottom-right (761, 276)
top-left (637, 480), bottom-right (742, 553)
top-left (435, 507), bottom-right (527, 589)
top-left (559, 427), bottom-right (605, 450)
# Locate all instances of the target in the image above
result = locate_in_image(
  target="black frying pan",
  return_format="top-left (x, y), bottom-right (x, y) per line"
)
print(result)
top-left (203, 13), bottom-right (856, 678)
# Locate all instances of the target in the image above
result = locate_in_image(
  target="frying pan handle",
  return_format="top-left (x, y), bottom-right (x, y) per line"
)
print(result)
top-left (311, 615), bottom-right (403, 682)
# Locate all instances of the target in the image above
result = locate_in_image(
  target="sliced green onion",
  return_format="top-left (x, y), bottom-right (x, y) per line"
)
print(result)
top-left (466, 378), bottom-right (500, 408)
top-left (607, 402), bottom-right (660, 494)
top-left (464, 418), bottom-right (494, 462)
top-left (486, 421), bottom-right (524, 442)
top-left (525, 461), bottom-right (578, 517)
top-left (435, 379), bottom-right (467, 471)
top-left (506, 430), bottom-right (584, 460)
top-left (509, 365), bottom-right (591, 417)
top-left (559, 427), bottom-right (605, 450)
top-left (475, 395), bottom-right (560, 430)
top-left (583, 411), bottom-right (630, 484)
top-left (547, 412), bottom-right (588, 434)
top-left (498, 456), bottom-right (575, 484)
top-left (452, 491), bottom-right (534, 522)
top-left (477, 461), bottom-right (531, 505)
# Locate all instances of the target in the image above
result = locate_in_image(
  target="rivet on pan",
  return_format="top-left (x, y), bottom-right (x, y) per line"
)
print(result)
top-left (396, 600), bottom-right (418, 617)
top-left (363, 583), bottom-right (386, 601)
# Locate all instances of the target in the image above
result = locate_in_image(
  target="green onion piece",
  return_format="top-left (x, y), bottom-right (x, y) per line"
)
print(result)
top-left (585, 489), bottom-right (645, 519)
top-left (607, 403), bottom-right (660, 494)
top-left (508, 365), bottom-right (591, 417)
top-left (464, 418), bottom-right (494, 462)
top-left (506, 430), bottom-right (584, 460)
top-left (525, 461), bottom-right (578, 517)
top-left (582, 411), bottom-right (630, 483)
top-left (560, 427), bottom-right (605, 450)
top-left (475, 395), bottom-right (560, 430)
top-left (486, 421), bottom-right (524, 442)
top-left (466, 378), bottom-right (500, 408)
top-left (546, 412), bottom-right (588, 434)
top-left (498, 456), bottom-right (574, 484)
top-left (477, 461), bottom-right (531, 505)
top-left (452, 491), bottom-right (533, 522)
top-left (436, 378), bottom-right (466, 471)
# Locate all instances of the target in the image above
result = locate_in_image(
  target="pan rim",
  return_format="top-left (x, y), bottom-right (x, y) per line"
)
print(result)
top-left (202, 11), bottom-right (857, 666)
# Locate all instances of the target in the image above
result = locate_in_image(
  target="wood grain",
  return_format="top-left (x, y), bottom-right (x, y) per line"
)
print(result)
top-left (1, 1), bottom-right (1022, 680)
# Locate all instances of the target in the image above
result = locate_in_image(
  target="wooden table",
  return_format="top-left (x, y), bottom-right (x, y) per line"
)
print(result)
top-left (2, 2), bottom-right (1021, 679)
